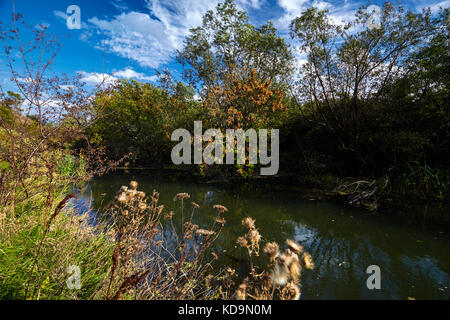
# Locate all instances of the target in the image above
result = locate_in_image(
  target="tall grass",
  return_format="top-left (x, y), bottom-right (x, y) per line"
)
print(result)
top-left (0, 187), bottom-right (114, 299)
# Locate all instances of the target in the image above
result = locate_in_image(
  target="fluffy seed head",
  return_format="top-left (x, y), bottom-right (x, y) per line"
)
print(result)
top-left (284, 281), bottom-right (301, 300)
top-left (302, 252), bottom-right (315, 270)
top-left (249, 229), bottom-right (261, 243)
top-left (237, 236), bottom-right (248, 247)
top-left (136, 191), bottom-right (146, 199)
top-left (117, 194), bottom-right (127, 203)
top-left (129, 181), bottom-right (138, 190)
top-left (213, 204), bottom-right (228, 213)
top-left (174, 193), bottom-right (190, 201)
top-left (235, 278), bottom-right (248, 300)
top-left (286, 239), bottom-right (303, 254)
top-left (242, 217), bottom-right (255, 229)
top-left (263, 242), bottom-right (279, 262)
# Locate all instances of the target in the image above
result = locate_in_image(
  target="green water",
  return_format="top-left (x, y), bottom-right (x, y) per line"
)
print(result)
top-left (74, 169), bottom-right (450, 299)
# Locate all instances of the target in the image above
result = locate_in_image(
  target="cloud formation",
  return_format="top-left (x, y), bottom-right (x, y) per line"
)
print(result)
top-left (78, 71), bottom-right (118, 87)
top-left (83, 0), bottom-right (264, 69)
top-left (112, 68), bottom-right (158, 81)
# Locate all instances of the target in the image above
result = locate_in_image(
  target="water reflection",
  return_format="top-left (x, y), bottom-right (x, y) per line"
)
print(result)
top-left (71, 169), bottom-right (450, 299)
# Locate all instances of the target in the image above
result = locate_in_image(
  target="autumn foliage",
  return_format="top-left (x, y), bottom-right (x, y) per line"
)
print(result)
top-left (204, 69), bottom-right (284, 130)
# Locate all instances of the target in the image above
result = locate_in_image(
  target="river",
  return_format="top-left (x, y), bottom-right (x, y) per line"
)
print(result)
top-left (71, 169), bottom-right (450, 299)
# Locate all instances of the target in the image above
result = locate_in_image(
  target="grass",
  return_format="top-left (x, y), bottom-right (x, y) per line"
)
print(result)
top-left (0, 187), bottom-right (114, 299)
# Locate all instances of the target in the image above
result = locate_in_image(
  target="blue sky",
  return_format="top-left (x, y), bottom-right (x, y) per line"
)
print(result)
top-left (0, 0), bottom-right (448, 92)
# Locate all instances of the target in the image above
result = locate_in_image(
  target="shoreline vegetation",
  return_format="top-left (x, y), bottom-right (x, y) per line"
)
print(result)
top-left (0, 0), bottom-right (449, 300)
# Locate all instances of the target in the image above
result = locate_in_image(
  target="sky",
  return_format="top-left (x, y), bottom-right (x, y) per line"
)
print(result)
top-left (0, 0), bottom-right (448, 92)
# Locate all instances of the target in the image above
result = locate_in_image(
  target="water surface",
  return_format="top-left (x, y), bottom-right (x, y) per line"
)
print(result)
top-left (73, 169), bottom-right (450, 299)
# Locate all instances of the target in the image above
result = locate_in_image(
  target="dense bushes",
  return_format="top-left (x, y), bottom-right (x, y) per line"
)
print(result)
top-left (88, 80), bottom-right (201, 166)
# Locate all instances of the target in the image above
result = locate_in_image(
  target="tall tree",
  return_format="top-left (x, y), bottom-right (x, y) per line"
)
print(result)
top-left (289, 2), bottom-right (432, 160)
top-left (177, 0), bottom-right (293, 95)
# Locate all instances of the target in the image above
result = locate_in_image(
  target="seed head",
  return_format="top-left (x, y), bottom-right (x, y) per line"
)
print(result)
top-left (191, 202), bottom-right (200, 208)
top-left (302, 252), bottom-right (315, 270)
top-left (242, 217), bottom-right (255, 229)
top-left (129, 181), bottom-right (138, 190)
top-left (174, 193), bottom-right (190, 201)
top-left (117, 194), bottom-right (127, 203)
top-left (286, 239), bottom-right (303, 254)
top-left (138, 202), bottom-right (147, 211)
top-left (249, 229), bottom-right (261, 244)
top-left (226, 268), bottom-right (235, 277)
top-left (164, 211), bottom-right (175, 219)
top-left (235, 278), bottom-right (248, 300)
top-left (263, 242), bottom-right (279, 262)
top-left (136, 191), bottom-right (146, 199)
top-left (283, 281), bottom-right (301, 300)
top-left (213, 204), bottom-right (228, 213)
top-left (215, 217), bottom-right (226, 226)
top-left (237, 236), bottom-right (248, 247)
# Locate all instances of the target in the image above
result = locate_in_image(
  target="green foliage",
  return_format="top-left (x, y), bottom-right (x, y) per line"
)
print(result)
top-left (177, 0), bottom-right (293, 92)
top-left (0, 91), bottom-right (23, 125)
top-left (381, 162), bottom-right (450, 201)
top-left (0, 190), bottom-right (114, 299)
top-left (89, 80), bottom-right (201, 165)
top-left (56, 153), bottom-right (87, 179)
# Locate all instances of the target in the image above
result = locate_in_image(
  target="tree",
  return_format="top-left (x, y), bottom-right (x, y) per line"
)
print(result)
top-left (289, 2), bottom-right (432, 172)
top-left (204, 69), bottom-right (284, 130)
top-left (177, 0), bottom-right (293, 95)
top-left (89, 79), bottom-right (201, 165)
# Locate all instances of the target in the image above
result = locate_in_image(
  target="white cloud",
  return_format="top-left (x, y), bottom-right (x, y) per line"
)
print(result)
top-left (112, 68), bottom-right (158, 82)
top-left (276, 0), bottom-right (358, 30)
top-left (53, 10), bottom-right (68, 20)
top-left (110, 0), bottom-right (129, 11)
top-left (416, 0), bottom-right (450, 13)
top-left (276, 0), bottom-right (310, 30)
top-left (239, 0), bottom-right (264, 9)
top-left (83, 0), bottom-right (264, 69)
top-left (78, 71), bottom-right (118, 87)
top-left (83, 1), bottom-right (220, 69)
